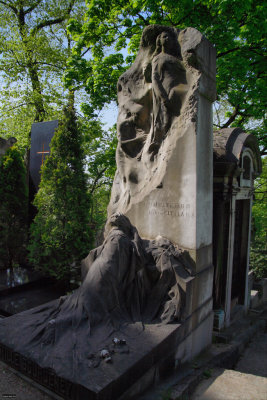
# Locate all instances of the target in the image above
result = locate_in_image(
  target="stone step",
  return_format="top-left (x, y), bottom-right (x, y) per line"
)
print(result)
top-left (190, 368), bottom-right (267, 400)
top-left (250, 289), bottom-right (260, 309)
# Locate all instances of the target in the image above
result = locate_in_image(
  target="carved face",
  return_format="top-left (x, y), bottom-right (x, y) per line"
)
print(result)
top-left (160, 32), bottom-right (170, 45)
top-left (108, 213), bottom-right (132, 234)
top-left (157, 32), bottom-right (172, 52)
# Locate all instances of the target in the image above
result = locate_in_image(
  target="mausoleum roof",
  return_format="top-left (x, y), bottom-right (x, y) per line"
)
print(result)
top-left (213, 128), bottom-right (262, 175)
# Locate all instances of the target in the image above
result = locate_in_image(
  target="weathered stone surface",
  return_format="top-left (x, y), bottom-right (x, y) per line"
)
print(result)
top-left (0, 137), bottom-right (17, 156)
top-left (191, 368), bottom-right (267, 400)
top-left (107, 25), bottom-right (216, 264)
top-left (0, 321), bottom-right (181, 400)
top-left (0, 214), bottom-right (195, 398)
top-left (30, 120), bottom-right (58, 191)
top-left (213, 127), bottom-right (262, 169)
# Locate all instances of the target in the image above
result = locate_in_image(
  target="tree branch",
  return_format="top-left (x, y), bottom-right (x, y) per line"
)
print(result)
top-left (0, 0), bottom-right (17, 14)
top-left (217, 45), bottom-right (261, 58)
top-left (89, 167), bottom-right (108, 194)
top-left (25, 0), bottom-right (42, 15)
top-left (32, 0), bottom-right (76, 34)
top-left (260, 147), bottom-right (267, 156)
top-left (36, 62), bottom-right (65, 70)
top-left (66, 0), bottom-right (76, 15)
top-left (221, 105), bottom-right (240, 128)
top-left (136, 13), bottom-right (149, 26)
top-left (217, 47), bottom-right (241, 58)
top-left (32, 17), bottom-right (66, 34)
top-left (4, 102), bottom-right (34, 112)
top-left (81, 48), bottom-right (91, 57)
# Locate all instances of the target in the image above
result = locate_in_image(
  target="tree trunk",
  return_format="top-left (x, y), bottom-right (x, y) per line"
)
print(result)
top-left (28, 61), bottom-right (46, 122)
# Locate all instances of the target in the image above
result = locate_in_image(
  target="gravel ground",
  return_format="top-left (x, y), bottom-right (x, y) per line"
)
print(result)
top-left (0, 360), bottom-right (57, 400)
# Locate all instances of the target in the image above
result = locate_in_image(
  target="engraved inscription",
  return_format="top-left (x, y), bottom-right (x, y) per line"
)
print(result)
top-left (146, 201), bottom-right (194, 218)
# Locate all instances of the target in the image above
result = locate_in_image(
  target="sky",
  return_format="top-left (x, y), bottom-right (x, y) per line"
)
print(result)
top-left (99, 102), bottom-right (118, 129)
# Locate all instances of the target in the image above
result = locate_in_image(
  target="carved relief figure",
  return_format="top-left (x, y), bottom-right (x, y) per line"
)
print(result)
top-left (148, 30), bottom-right (186, 156)
top-left (108, 26), bottom-right (190, 216)
top-left (116, 27), bottom-right (186, 161)
top-left (117, 66), bottom-right (152, 159)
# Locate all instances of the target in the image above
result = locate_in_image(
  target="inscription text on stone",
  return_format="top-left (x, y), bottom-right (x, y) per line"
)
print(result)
top-left (146, 201), bottom-right (194, 218)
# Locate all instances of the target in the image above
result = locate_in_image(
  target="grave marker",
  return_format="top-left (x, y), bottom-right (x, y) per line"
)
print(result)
top-left (29, 120), bottom-right (58, 191)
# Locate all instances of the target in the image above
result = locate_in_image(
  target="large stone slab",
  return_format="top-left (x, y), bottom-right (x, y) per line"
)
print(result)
top-left (0, 267), bottom-right (41, 293)
top-left (108, 26), bottom-right (216, 275)
top-left (0, 282), bottom-right (66, 316)
top-left (0, 302), bottom-right (213, 400)
top-left (30, 120), bottom-right (58, 191)
top-left (191, 368), bottom-right (267, 400)
top-left (0, 310), bottom-right (179, 400)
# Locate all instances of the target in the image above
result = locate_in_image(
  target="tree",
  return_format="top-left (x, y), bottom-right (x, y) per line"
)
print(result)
top-left (250, 157), bottom-right (267, 279)
top-left (0, 0), bottom-right (86, 149)
top-left (0, 145), bottom-right (28, 267)
top-left (65, 0), bottom-right (266, 153)
top-left (83, 121), bottom-right (117, 235)
top-left (28, 106), bottom-right (93, 282)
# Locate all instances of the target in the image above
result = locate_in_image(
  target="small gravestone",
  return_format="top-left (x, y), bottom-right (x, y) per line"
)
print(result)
top-left (0, 137), bottom-right (17, 157)
top-left (0, 267), bottom-right (66, 317)
top-left (29, 120), bottom-right (58, 191)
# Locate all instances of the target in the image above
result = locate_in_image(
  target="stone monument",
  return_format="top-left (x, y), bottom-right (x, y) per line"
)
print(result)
top-left (29, 120), bottom-right (58, 191)
top-left (0, 136), bottom-right (17, 157)
top-left (0, 25), bottom-right (216, 399)
top-left (108, 24), bottom-right (216, 361)
top-left (108, 25), bottom-right (216, 254)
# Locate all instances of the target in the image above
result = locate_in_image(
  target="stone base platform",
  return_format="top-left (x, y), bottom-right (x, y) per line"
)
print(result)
top-left (0, 298), bottom-right (213, 400)
top-left (0, 321), bottom-right (179, 400)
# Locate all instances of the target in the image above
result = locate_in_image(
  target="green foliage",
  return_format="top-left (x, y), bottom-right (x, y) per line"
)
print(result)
top-left (160, 387), bottom-right (172, 400)
top-left (0, 145), bottom-right (28, 267)
top-left (88, 126), bottom-right (117, 235)
top-left (0, 0), bottom-right (87, 149)
top-left (28, 107), bottom-right (93, 281)
top-left (203, 369), bottom-right (213, 379)
top-left (79, 119), bottom-right (117, 237)
top-left (66, 0), bottom-right (266, 153)
top-left (250, 157), bottom-right (267, 279)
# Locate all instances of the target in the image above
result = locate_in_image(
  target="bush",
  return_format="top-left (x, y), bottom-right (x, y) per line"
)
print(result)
top-left (28, 107), bottom-right (93, 282)
top-left (250, 157), bottom-right (267, 280)
top-left (0, 145), bottom-right (28, 267)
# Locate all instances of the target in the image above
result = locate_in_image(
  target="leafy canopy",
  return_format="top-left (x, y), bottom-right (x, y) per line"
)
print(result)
top-left (250, 157), bottom-right (267, 279)
top-left (65, 0), bottom-right (267, 153)
top-left (0, 0), bottom-right (87, 148)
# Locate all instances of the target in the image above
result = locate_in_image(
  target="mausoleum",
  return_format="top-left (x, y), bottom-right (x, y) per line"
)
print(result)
top-left (213, 127), bottom-right (262, 329)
